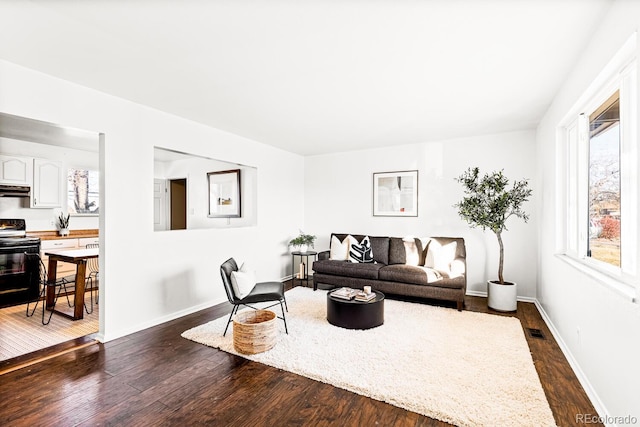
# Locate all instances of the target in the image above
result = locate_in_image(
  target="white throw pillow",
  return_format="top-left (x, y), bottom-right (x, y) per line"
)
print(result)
top-left (402, 236), bottom-right (420, 266)
top-left (425, 241), bottom-right (458, 273)
top-left (330, 235), bottom-right (356, 260)
top-left (230, 263), bottom-right (256, 299)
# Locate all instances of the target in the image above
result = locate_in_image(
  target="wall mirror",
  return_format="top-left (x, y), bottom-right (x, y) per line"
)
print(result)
top-left (153, 147), bottom-right (257, 231)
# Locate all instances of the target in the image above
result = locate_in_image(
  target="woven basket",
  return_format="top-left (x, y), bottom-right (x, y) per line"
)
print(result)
top-left (233, 309), bottom-right (277, 354)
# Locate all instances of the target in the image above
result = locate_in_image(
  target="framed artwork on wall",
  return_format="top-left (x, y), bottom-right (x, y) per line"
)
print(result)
top-left (208, 169), bottom-right (241, 218)
top-left (372, 170), bottom-right (418, 217)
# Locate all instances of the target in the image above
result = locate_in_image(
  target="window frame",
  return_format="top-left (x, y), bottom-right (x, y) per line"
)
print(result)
top-left (67, 167), bottom-right (100, 216)
top-left (556, 34), bottom-right (638, 300)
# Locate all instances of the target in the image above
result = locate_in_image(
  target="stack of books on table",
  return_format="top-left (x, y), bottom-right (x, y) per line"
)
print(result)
top-left (354, 290), bottom-right (376, 302)
top-left (330, 287), bottom-right (358, 300)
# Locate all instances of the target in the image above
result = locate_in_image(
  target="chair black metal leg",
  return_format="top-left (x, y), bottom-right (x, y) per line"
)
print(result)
top-left (42, 304), bottom-right (55, 325)
top-left (42, 290), bottom-right (58, 325)
top-left (223, 305), bottom-right (239, 336)
top-left (95, 274), bottom-right (99, 305)
top-left (61, 281), bottom-right (73, 307)
top-left (283, 295), bottom-right (288, 312)
top-left (84, 277), bottom-right (94, 314)
top-left (26, 297), bottom-right (39, 317)
top-left (26, 286), bottom-right (45, 317)
top-left (280, 300), bottom-right (288, 334)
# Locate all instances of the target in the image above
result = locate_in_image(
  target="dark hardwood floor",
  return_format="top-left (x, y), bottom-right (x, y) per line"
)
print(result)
top-left (0, 283), bottom-right (602, 426)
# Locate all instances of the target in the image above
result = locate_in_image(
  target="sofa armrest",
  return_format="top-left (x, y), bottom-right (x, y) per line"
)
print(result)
top-left (318, 250), bottom-right (330, 261)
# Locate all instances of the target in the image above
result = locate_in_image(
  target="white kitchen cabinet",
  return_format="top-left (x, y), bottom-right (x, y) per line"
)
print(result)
top-left (0, 155), bottom-right (32, 186)
top-left (31, 158), bottom-right (63, 208)
top-left (78, 237), bottom-right (100, 247)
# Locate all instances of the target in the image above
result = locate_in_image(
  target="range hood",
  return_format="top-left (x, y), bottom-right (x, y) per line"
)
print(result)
top-left (0, 184), bottom-right (31, 197)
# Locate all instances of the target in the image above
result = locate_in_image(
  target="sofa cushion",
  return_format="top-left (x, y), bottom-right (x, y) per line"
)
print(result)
top-left (388, 237), bottom-right (405, 264)
top-left (369, 236), bottom-right (389, 265)
top-left (402, 237), bottom-right (424, 266)
top-left (313, 259), bottom-right (383, 280)
top-left (388, 237), bottom-right (424, 265)
top-left (425, 240), bottom-right (458, 273)
top-left (378, 264), bottom-right (441, 285)
top-left (349, 236), bottom-right (374, 263)
top-left (378, 265), bottom-right (464, 289)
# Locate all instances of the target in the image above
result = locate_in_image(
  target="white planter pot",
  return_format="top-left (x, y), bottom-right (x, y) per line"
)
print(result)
top-left (59, 228), bottom-right (70, 236)
top-left (291, 244), bottom-right (308, 254)
top-left (487, 280), bottom-right (517, 312)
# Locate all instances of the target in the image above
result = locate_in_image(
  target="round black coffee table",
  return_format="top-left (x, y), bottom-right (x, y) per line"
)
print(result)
top-left (326, 290), bottom-right (385, 330)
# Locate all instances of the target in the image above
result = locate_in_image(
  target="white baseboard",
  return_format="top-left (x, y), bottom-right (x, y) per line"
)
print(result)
top-left (534, 301), bottom-right (611, 425)
top-left (100, 297), bottom-right (227, 342)
top-left (281, 274), bottom-right (313, 282)
top-left (465, 289), bottom-right (536, 303)
top-left (466, 289), bottom-right (487, 298)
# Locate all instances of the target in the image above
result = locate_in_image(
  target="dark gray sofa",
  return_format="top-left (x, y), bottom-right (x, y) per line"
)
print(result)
top-left (312, 234), bottom-right (467, 310)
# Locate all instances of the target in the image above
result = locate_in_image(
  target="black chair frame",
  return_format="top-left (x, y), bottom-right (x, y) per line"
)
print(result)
top-left (24, 252), bottom-right (75, 325)
top-left (84, 243), bottom-right (99, 313)
top-left (220, 257), bottom-right (288, 336)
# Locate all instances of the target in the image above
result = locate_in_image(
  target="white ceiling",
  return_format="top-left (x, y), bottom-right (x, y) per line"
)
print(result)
top-left (0, 0), bottom-right (612, 156)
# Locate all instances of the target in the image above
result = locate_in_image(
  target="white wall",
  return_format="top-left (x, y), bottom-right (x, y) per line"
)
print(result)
top-left (0, 137), bottom-right (99, 231)
top-left (0, 60), bottom-right (305, 341)
top-left (305, 130), bottom-right (538, 298)
top-left (536, 0), bottom-right (640, 421)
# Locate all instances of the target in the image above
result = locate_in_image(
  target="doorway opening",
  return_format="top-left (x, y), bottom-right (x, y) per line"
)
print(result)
top-left (0, 112), bottom-right (101, 365)
top-left (170, 178), bottom-right (187, 230)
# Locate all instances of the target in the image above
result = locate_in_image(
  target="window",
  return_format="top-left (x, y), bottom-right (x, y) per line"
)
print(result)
top-left (588, 91), bottom-right (620, 267)
top-left (558, 35), bottom-right (637, 292)
top-left (68, 168), bottom-right (100, 215)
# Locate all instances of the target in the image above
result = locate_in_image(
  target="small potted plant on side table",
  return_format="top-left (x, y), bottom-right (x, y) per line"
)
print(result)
top-left (57, 212), bottom-right (70, 236)
top-left (288, 231), bottom-right (316, 253)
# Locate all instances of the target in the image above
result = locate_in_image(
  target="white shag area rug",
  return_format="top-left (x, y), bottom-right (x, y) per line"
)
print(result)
top-left (182, 287), bottom-right (556, 427)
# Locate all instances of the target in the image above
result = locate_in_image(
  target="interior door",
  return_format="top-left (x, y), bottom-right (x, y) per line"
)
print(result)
top-left (153, 179), bottom-right (167, 231)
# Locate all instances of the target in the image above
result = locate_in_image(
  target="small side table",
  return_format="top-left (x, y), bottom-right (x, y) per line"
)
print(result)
top-left (291, 251), bottom-right (318, 288)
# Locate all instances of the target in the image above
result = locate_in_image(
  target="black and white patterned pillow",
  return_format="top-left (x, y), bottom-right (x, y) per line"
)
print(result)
top-left (349, 236), bottom-right (375, 263)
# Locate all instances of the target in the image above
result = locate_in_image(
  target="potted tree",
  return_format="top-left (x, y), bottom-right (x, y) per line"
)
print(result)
top-left (288, 231), bottom-right (316, 253)
top-left (454, 167), bottom-right (532, 311)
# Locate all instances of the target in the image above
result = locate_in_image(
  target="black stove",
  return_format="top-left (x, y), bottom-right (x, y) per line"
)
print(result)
top-left (0, 219), bottom-right (41, 308)
top-left (0, 236), bottom-right (41, 247)
top-left (0, 218), bottom-right (39, 238)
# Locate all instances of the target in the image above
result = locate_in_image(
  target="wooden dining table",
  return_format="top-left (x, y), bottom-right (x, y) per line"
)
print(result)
top-left (45, 247), bottom-right (99, 320)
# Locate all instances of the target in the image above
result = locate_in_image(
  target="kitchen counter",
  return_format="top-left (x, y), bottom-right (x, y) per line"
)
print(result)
top-left (27, 229), bottom-right (99, 240)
